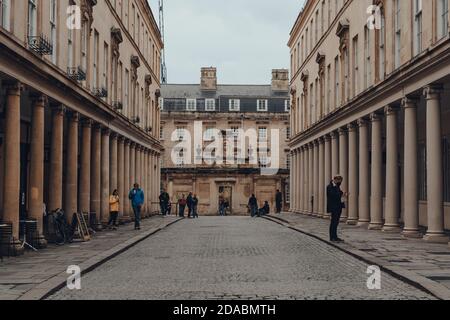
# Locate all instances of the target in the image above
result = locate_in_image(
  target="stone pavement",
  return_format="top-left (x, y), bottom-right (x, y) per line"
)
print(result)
top-left (0, 215), bottom-right (181, 300)
top-left (264, 213), bottom-right (450, 300)
top-left (50, 216), bottom-right (434, 300)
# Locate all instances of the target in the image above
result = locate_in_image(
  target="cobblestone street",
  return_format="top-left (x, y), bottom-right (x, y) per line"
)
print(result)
top-left (50, 217), bottom-right (434, 300)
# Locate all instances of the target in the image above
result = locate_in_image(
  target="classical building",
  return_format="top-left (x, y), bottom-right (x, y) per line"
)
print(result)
top-left (160, 68), bottom-right (290, 215)
top-left (0, 0), bottom-right (163, 254)
top-left (288, 0), bottom-right (450, 244)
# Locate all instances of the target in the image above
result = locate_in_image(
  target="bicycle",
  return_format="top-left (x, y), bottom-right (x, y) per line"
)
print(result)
top-left (48, 209), bottom-right (74, 245)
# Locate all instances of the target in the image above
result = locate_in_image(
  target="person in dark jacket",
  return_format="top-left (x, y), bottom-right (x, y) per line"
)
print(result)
top-left (327, 175), bottom-right (346, 242)
top-left (248, 194), bottom-right (258, 217)
top-left (259, 201), bottom-right (270, 216)
top-left (129, 184), bottom-right (145, 230)
top-left (178, 194), bottom-right (187, 217)
top-left (275, 190), bottom-right (283, 214)
top-left (192, 194), bottom-right (199, 218)
top-left (186, 192), bottom-right (194, 218)
top-left (159, 189), bottom-right (170, 216)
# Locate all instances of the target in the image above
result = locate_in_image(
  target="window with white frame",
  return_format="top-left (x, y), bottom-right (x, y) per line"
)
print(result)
top-left (50, 0), bottom-right (57, 64)
top-left (413, 0), bottom-right (423, 56)
top-left (176, 126), bottom-right (186, 141)
top-left (364, 27), bottom-right (371, 89)
top-left (286, 153), bottom-right (291, 169)
top-left (259, 154), bottom-right (269, 168)
top-left (93, 31), bottom-right (99, 88)
top-left (229, 99), bottom-right (240, 111)
top-left (204, 126), bottom-right (215, 141)
top-left (285, 100), bottom-right (290, 112)
top-left (286, 127), bottom-right (291, 140)
top-left (285, 179), bottom-right (290, 203)
top-left (205, 99), bottom-right (215, 111)
top-left (28, 0), bottom-right (37, 38)
top-left (0, 0), bottom-right (11, 31)
top-left (378, 13), bottom-right (385, 81)
top-left (437, 0), bottom-right (449, 39)
top-left (258, 127), bottom-right (267, 141)
top-left (68, 28), bottom-right (73, 69)
top-left (176, 148), bottom-right (185, 167)
top-left (160, 125), bottom-right (164, 140)
top-left (159, 97), bottom-right (164, 110)
top-left (257, 99), bottom-right (268, 112)
top-left (394, 0), bottom-right (401, 69)
top-left (186, 98), bottom-right (197, 111)
top-left (81, 21), bottom-right (88, 72)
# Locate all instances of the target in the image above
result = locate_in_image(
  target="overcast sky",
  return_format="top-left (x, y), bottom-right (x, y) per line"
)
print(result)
top-left (149, 0), bottom-right (305, 85)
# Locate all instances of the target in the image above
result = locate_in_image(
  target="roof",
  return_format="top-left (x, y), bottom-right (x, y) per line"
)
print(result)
top-left (161, 84), bottom-right (289, 99)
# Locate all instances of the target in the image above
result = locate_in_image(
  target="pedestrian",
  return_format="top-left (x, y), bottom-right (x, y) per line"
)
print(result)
top-left (186, 192), bottom-right (194, 218)
top-left (218, 195), bottom-right (225, 216)
top-left (248, 194), bottom-right (258, 217)
top-left (108, 189), bottom-right (120, 230)
top-left (192, 194), bottom-right (199, 218)
top-left (178, 194), bottom-right (187, 217)
top-left (327, 175), bottom-right (347, 242)
top-left (129, 183), bottom-right (145, 230)
top-left (275, 189), bottom-right (283, 214)
top-left (259, 201), bottom-right (270, 216)
top-left (159, 189), bottom-right (170, 216)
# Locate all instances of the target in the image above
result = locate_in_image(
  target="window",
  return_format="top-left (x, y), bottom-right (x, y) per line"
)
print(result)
top-left (50, 0), bottom-right (57, 64)
top-left (205, 99), bottom-right (215, 111)
top-left (81, 22), bottom-right (88, 72)
top-left (258, 127), bottom-right (267, 141)
top-left (286, 127), bottom-right (291, 140)
top-left (28, 0), bottom-right (37, 38)
top-left (93, 31), bottom-right (99, 88)
top-left (176, 149), bottom-right (185, 167)
top-left (394, 0), bottom-right (401, 69)
top-left (286, 153), bottom-right (291, 169)
top-left (334, 56), bottom-right (340, 109)
top-left (285, 100), bottom-right (290, 112)
top-left (364, 27), bottom-right (371, 89)
top-left (124, 69), bottom-right (129, 114)
top-left (186, 99), bottom-right (197, 111)
top-left (103, 43), bottom-right (109, 92)
top-left (229, 99), bottom-right (240, 111)
top-left (285, 179), bottom-right (290, 203)
top-left (204, 126), bottom-right (215, 141)
top-left (437, 0), bottom-right (449, 39)
top-left (68, 28), bottom-right (73, 69)
top-left (160, 126), bottom-right (164, 140)
top-left (352, 36), bottom-right (359, 96)
top-left (0, 0), bottom-right (11, 30)
top-left (413, 0), bottom-right (423, 56)
top-left (259, 155), bottom-right (269, 168)
top-left (378, 13), bottom-right (385, 81)
top-left (159, 97), bottom-right (164, 110)
top-left (176, 126), bottom-right (186, 141)
top-left (257, 99), bottom-right (268, 112)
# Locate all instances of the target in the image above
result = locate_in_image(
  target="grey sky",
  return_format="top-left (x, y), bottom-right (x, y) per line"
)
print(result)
top-left (149, 0), bottom-right (305, 85)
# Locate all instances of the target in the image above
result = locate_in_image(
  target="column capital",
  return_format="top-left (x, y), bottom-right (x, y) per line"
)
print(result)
top-left (50, 104), bottom-right (66, 115)
top-left (357, 118), bottom-right (369, 127)
top-left (323, 134), bottom-right (331, 142)
top-left (370, 112), bottom-right (382, 122)
top-left (347, 122), bottom-right (357, 132)
top-left (118, 136), bottom-right (126, 143)
top-left (313, 140), bottom-right (319, 146)
top-left (401, 96), bottom-right (420, 109)
top-left (81, 118), bottom-right (93, 127)
top-left (102, 127), bottom-right (111, 136)
top-left (4, 80), bottom-right (24, 96)
top-left (330, 131), bottom-right (338, 139)
top-left (384, 105), bottom-right (399, 116)
top-left (30, 93), bottom-right (48, 107)
top-left (423, 84), bottom-right (444, 100)
top-left (337, 127), bottom-right (347, 136)
top-left (130, 141), bottom-right (136, 148)
top-left (318, 136), bottom-right (325, 144)
top-left (67, 111), bottom-right (80, 122)
top-left (110, 132), bottom-right (119, 140)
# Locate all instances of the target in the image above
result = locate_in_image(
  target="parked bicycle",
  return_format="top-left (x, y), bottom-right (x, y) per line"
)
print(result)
top-left (48, 209), bottom-right (74, 245)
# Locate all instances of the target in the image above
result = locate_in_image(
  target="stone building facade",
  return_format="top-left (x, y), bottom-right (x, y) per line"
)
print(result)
top-left (288, 0), bottom-right (450, 244)
top-left (0, 0), bottom-right (163, 254)
top-left (160, 68), bottom-right (290, 215)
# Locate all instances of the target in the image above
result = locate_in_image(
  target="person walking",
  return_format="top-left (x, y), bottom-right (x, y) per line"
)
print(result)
top-left (218, 195), bottom-right (225, 216)
top-left (275, 189), bottom-right (283, 214)
top-left (327, 175), bottom-right (346, 242)
top-left (186, 192), bottom-right (194, 218)
top-left (248, 194), bottom-right (258, 217)
top-left (159, 189), bottom-right (170, 216)
top-left (108, 189), bottom-right (120, 230)
top-left (192, 194), bottom-right (199, 218)
top-left (129, 183), bottom-right (145, 230)
top-left (178, 194), bottom-right (187, 217)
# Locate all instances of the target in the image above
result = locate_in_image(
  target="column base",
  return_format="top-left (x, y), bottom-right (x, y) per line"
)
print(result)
top-left (402, 229), bottom-right (423, 239)
top-left (382, 224), bottom-right (402, 232)
top-left (322, 214), bottom-right (331, 220)
top-left (423, 233), bottom-right (449, 243)
top-left (346, 218), bottom-right (358, 225)
top-left (368, 222), bottom-right (383, 230)
top-left (340, 216), bottom-right (348, 223)
top-left (36, 236), bottom-right (48, 249)
top-left (357, 220), bottom-right (370, 227)
top-left (4, 240), bottom-right (25, 256)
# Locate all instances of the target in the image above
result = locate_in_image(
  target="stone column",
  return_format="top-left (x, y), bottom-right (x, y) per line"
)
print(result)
top-left (402, 97), bottom-right (421, 238)
top-left (323, 135), bottom-right (331, 218)
top-left (423, 85), bottom-right (449, 243)
top-left (130, 143), bottom-right (136, 190)
top-left (299, 148), bottom-right (303, 213)
top-left (28, 94), bottom-right (47, 247)
top-left (383, 106), bottom-right (401, 232)
top-left (142, 148), bottom-right (148, 216)
top-left (48, 105), bottom-right (64, 212)
top-left (90, 124), bottom-right (101, 227)
top-left (290, 151), bottom-right (295, 212)
top-left (79, 119), bottom-right (92, 215)
top-left (123, 140), bottom-right (131, 221)
top-left (135, 146), bottom-right (141, 187)
top-left (313, 141), bottom-right (319, 216)
top-left (117, 137), bottom-right (125, 221)
top-left (110, 133), bottom-right (118, 194)
top-left (1, 81), bottom-right (22, 249)
top-left (369, 112), bottom-right (383, 230)
top-left (100, 128), bottom-right (110, 224)
top-left (347, 123), bottom-right (358, 225)
top-left (303, 146), bottom-right (309, 214)
top-left (338, 128), bottom-right (348, 221)
top-left (318, 137), bottom-right (325, 218)
top-left (64, 112), bottom-right (79, 220)
top-left (308, 143), bottom-right (314, 215)
top-left (357, 119), bottom-right (370, 227)
top-left (331, 131), bottom-right (339, 178)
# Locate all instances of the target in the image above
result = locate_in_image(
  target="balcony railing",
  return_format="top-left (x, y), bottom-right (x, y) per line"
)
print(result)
top-left (67, 66), bottom-right (86, 81)
top-left (28, 35), bottom-right (53, 55)
top-left (93, 87), bottom-right (108, 98)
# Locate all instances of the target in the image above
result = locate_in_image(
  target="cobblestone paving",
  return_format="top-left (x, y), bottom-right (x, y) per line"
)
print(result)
top-left (49, 217), bottom-right (434, 300)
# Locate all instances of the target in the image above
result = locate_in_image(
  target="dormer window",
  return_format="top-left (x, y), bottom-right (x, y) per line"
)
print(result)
top-left (205, 99), bottom-right (215, 111)
top-left (257, 99), bottom-right (268, 112)
top-left (229, 99), bottom-right (240, 111)
top-left (186, 98), bottom-right (197, 111)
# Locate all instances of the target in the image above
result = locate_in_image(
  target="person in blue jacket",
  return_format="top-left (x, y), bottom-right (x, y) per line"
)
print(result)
top-left (129, 183), bottom-right (145, 230)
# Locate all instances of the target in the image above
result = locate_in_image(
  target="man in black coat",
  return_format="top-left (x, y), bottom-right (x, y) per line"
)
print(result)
top-left (248, 194), bottom-right (258, 217)
top-left (275, 189), bottom-right (283, 214)
top-left (186, 192), bottom-right (194, 218)
top-left (327, 175), bottom-right (346, 242)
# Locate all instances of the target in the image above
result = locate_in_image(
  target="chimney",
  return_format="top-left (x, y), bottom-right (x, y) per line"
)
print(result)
top-left (200, 67), bottom-right (217, 91)
top-left (271, 69), bottom-right (289, 92)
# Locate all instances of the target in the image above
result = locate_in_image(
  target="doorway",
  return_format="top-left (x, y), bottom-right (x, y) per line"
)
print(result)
top-left (218, 186), bottom-right (232, 215)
